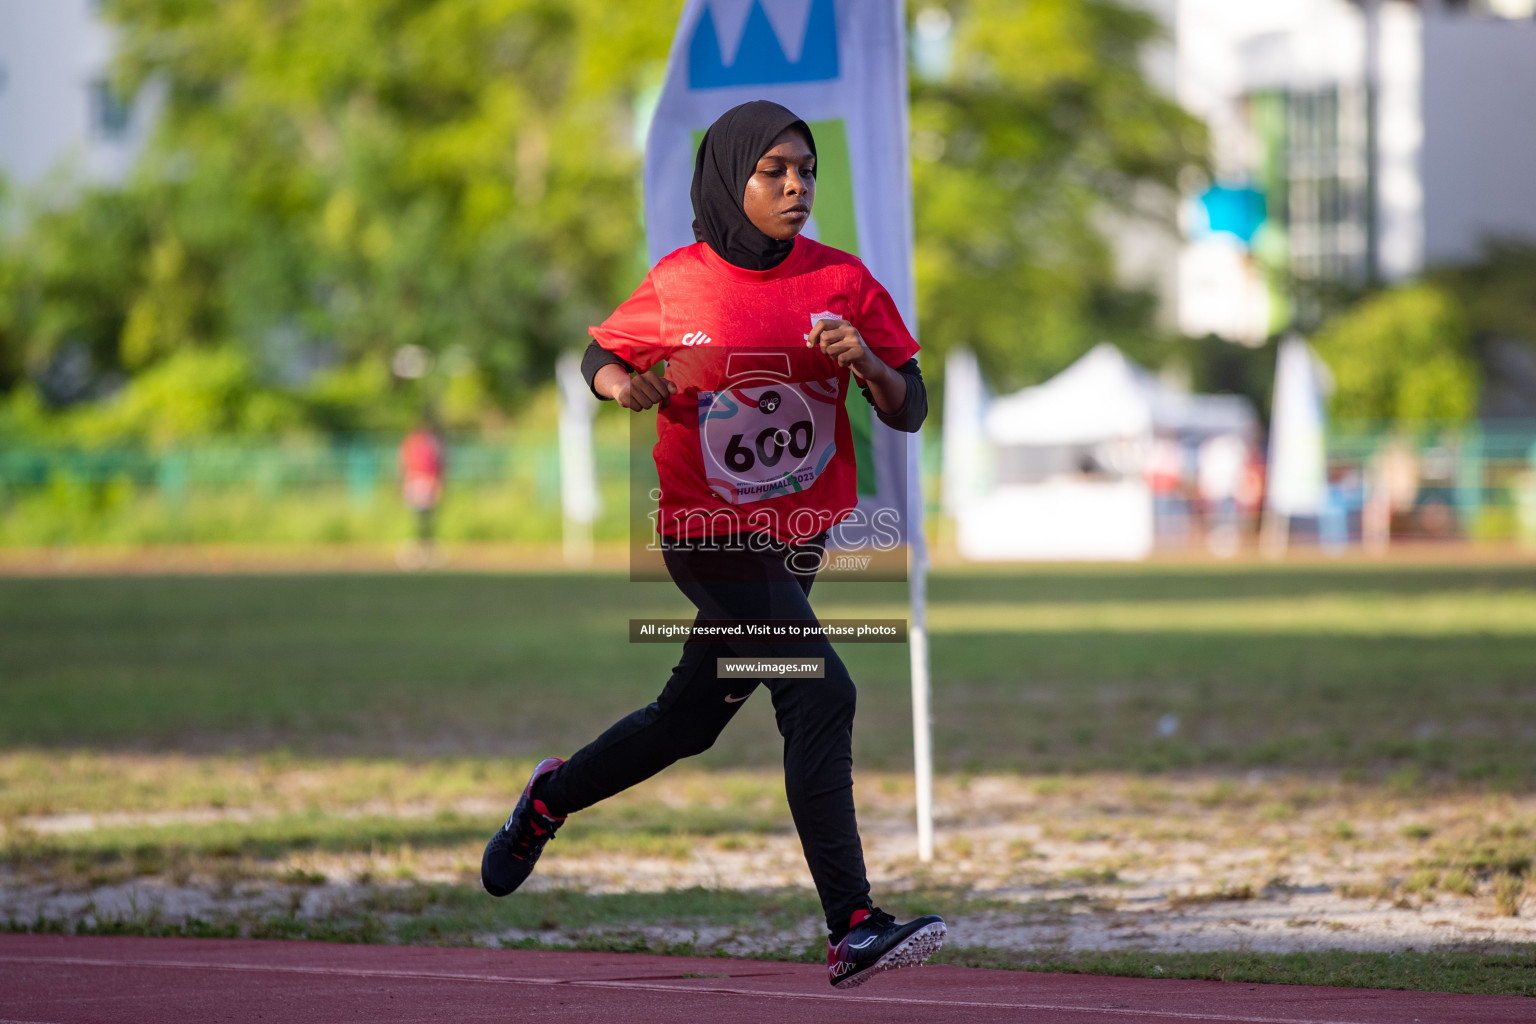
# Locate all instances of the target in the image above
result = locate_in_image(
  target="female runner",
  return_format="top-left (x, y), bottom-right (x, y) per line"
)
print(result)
top-left (481, 100), bottom-right (943, 989)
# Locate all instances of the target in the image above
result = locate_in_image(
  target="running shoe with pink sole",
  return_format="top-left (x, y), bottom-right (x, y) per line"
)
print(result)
top-left (481, 757), bottom-right (566, 897)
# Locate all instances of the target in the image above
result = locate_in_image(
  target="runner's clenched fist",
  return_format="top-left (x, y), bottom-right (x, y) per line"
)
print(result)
top-left (600, 364), bottom-right (677, 411)
top-left (806, 318), bottom-right (879, 381)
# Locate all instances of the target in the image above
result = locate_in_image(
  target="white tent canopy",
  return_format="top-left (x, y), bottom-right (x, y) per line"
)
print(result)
top-left (984, 343), bottom-right (1255, 446)
top-left (949, 343), bottom-right (1258, 561)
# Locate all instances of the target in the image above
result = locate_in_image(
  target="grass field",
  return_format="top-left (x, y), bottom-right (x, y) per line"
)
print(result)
top-left (4, 563), bottom-right (1535, 778)
top-left (3, 561), bottom-right (1535, 995)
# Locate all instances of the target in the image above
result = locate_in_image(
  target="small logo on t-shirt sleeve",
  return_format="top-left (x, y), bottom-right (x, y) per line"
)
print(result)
top-left (680, 330), bottom-right (714, 347)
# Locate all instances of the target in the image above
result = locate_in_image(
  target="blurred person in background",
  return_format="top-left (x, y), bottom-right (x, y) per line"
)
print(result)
top-left (1237, 446), bottom-right (1266, 540)
top-left (398, 412), bottom-right (446, 568)
top-left (1198, 433), bottom-right (1248, 558)
top-left (1321, 463), bottom-right (1363, 556)
top-left (1147, 436), bottom-right (1190, 548)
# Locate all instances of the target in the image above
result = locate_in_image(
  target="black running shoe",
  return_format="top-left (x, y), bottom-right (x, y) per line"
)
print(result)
top-left (826, 907), bottom-right (946, 989)
top-left (481, 757), bottom-right (566, 898)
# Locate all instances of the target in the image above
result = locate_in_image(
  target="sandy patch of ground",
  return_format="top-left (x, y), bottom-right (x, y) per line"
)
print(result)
top-left (5, 770), bottom-right (1534, 953)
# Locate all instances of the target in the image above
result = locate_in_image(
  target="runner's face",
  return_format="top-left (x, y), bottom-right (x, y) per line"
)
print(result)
top-left (742, 129), bottom-right (815, 241)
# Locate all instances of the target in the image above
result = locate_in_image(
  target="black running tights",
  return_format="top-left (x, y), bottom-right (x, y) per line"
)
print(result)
top-left (536, 533), bottom-right (872, 934)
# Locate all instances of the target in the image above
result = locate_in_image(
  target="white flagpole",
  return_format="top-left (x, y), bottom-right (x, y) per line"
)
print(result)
top-left (892, 0), bottom-right (934, 863)
top-left (909, 453), bottom-right (935, 863)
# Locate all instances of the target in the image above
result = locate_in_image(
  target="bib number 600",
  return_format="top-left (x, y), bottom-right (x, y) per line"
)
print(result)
top-left (724, 420), bottom-right (814, 473)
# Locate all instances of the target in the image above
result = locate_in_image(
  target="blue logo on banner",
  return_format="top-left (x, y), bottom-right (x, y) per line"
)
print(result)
top-left (689, 0), bottom-right (839, 89)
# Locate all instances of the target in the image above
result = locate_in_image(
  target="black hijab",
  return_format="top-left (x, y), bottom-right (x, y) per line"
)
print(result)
top-left (691, 100), bottom-right (817, 271)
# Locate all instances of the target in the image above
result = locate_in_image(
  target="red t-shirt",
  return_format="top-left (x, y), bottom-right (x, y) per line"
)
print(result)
top-left (589, 236), bottom-right (919, 543)
top-left (399, 430), bottom-right (444, 480)
top-left (398, 429), bottom-right (445, 509)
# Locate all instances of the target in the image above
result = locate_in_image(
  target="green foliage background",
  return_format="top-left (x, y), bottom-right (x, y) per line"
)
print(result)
top-left (2, 0), bottom-right (677, 440)
top-left (1313, 285), bottom-right (1477, 424)
top-left (0, 0), bottom-right (1205, 443)
top-left (1307, 241), bottom-right (1536, 424)
top-left (911, 0), bottom-right (1205, 390)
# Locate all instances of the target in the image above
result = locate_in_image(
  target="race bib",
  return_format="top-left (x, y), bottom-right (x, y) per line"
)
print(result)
top-left (698, 378), bottom-right (840, 505)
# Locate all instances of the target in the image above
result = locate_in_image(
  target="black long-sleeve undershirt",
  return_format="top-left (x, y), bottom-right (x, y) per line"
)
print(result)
top-left (855, 357), bottom-right (927, 434)
top-left (580, 339), bottom-right (633, 400)
top-left (578, 339), bottom-right (927, 433)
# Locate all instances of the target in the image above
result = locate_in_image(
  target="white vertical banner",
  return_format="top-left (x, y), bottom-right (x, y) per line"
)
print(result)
top-left (1267, 335), bottom-right (1332, 519)
top-left (646, 0), bottom-right (934, 860)
top-left (557, 352), bottom-right (599, 567)
top-left (940, 346), bottom-right (988, 519)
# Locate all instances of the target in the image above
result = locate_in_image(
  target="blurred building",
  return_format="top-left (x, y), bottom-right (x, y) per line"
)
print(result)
top-left (1168, 0), bottom-right (1536, 340)
top-left (0, 0), bottom-right (153, 188)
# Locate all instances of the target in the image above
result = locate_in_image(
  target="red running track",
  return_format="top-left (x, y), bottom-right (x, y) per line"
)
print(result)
top-left (0, 935), bottom-right (1527, 1023)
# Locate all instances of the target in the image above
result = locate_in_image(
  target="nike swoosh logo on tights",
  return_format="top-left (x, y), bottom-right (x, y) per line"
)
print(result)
top-left (723, 694), bottom-right (750, 703)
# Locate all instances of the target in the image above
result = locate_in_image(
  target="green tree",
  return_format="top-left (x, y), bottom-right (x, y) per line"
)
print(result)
top-left (910, 0), bottom-right (1207, 390)
top-left (117, 0), bottom-right (674, 386)
top-left (1434, 240), bottom-right (1536, 364)
top-left (0, 0), bottom-right (676, 436)
top-left (0, 187), bottom-right (149, 399)
top-left (2, 0), bottom-right (1203, 435)
top-left (1312, 283), bottom-right (1477, 423)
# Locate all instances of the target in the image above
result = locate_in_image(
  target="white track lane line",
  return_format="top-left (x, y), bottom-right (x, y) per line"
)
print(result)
top-left (0, 954), bottom-right (1410, 1024)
